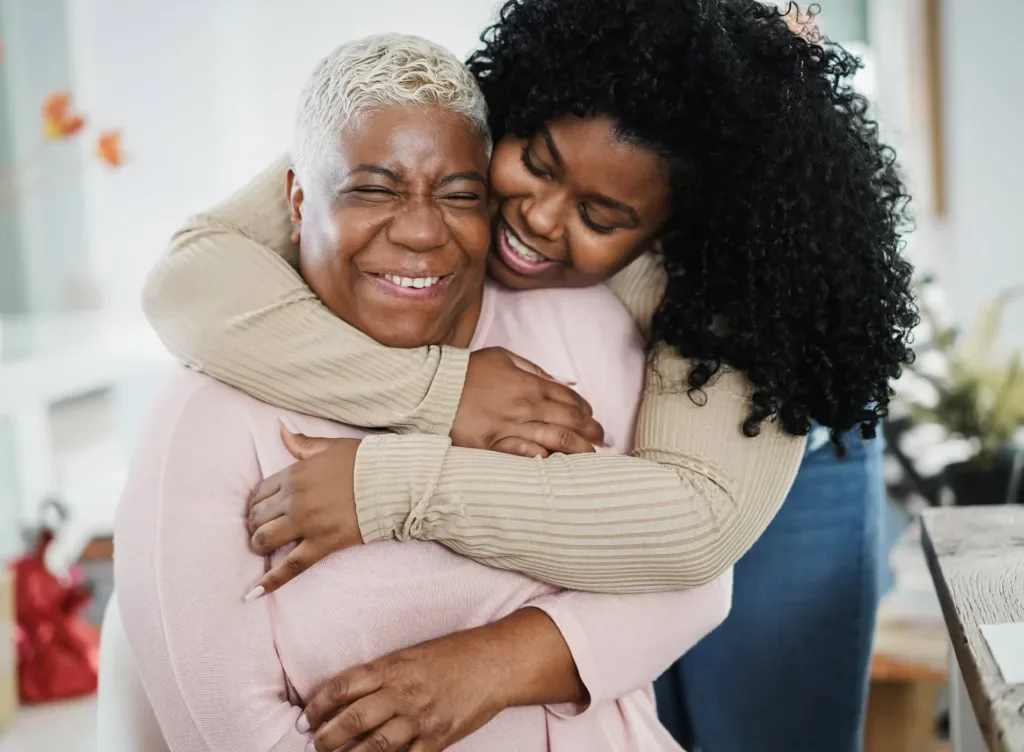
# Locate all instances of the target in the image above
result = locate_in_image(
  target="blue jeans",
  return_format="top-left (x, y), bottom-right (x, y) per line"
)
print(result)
top-left (654, 429), bottom-right (885, 752)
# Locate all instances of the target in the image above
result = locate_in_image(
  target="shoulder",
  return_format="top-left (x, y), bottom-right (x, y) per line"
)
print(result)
top-left (130, 368), bottom-right (274, 480)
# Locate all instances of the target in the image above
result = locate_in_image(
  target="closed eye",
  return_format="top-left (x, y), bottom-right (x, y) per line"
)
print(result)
top-left (441, 192), bottom-right (481, 201)
top-left (521, 147), bottom-right (551, 179)
top-left (579, 204), bottom-right (615, 235)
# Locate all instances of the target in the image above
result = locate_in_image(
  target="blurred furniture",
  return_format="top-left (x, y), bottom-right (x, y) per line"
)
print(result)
top-left (865, 515), bottom-right (950, 752)
top-left (96, 593), bottom-right (168, 752)
top-left (921, 507), bottom-right (1024, 752)
top-left (0, 313), bottom-right (170, 558)
top-left (866, 626), bottom-right (948, 752)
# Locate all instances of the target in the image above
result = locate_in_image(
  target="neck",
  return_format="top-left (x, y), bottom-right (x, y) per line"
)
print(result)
top-left (443, 288), bottom-right (485, 349)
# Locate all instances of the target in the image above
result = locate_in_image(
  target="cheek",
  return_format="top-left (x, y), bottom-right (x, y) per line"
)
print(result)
top-left (300, 208), bottom-right (373, 292)
top-left (489, 138), bottom-right (531, 200)
top-left (448, 207), bottom-right (492, 261)
top-left (568, 233), bottom-right (642, 278)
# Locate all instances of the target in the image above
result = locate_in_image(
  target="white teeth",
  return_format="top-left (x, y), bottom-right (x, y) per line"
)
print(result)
top-left (383, 274), bottom-right (441, 289)
top-left (505, 226), bottom-right (546, 262)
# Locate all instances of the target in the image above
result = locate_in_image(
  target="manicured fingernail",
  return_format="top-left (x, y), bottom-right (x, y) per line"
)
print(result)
top-left (550, 374), bottom-right (577, 385)
top-left (305, 742), bottom-right (315, 752)
top-left (243, 586), bottom-right (265, 603)
top-left (296, 713), bottom-right (310, 733)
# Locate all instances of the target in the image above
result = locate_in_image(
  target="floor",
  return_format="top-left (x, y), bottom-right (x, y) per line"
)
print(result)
top-left (0, 696), bottom-right (96, 752)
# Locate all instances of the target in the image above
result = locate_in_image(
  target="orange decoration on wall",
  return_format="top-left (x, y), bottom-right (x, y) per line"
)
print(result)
top-left (96, 131), bottom-right (123, 167)
top-left (41, 92), bottom-right (86, 141)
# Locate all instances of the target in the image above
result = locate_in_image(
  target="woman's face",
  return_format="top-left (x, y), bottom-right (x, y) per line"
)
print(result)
top-left (291, 105), bottom-right (491, 349)
top-left (487, 115), bottom-right (673, 290)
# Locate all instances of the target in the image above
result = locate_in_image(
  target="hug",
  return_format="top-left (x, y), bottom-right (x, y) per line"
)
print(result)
top-left (115, 1), bottom-right (916, 750)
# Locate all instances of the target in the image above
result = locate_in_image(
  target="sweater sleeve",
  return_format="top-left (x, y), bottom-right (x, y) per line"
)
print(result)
top-left (143, 156), bottom-right (807, 595)
top-left (141, 154), bottom-right (468, 436)
top-left (526, 569), bottom-right (732, 717)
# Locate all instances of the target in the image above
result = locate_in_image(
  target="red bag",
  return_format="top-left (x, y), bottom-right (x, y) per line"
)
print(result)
top-left (13, 526), bottom-right (99, 704)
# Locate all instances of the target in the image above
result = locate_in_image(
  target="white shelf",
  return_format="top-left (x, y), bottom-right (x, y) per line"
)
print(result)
top-left (0, 314), bottom-right (172, 556)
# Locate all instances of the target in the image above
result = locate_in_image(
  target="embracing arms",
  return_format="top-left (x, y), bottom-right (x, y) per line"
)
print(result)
top-left (143, 156), bottom-right (806, 593)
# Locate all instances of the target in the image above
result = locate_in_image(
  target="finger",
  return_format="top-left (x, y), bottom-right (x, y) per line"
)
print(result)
top-left (301, 662), bottom-right (385, 732)
top-left (490, 437), bottom-right (550, 459)
top-left (533, 400), bottom-right (605, 445)
top-left (349, 717), bottom-right (419, 752)
top-left (519, 421), bottom-right (597, 455)
top-left (505, 351), bottom-right (577, 386)
top-left (279, 424), bottom-right (333, 460)
top-left (247, 475), bottom-right (282, 509)
top-left (504, 351), bottom-right (553, 380)
top-left (314, 694), bottom-right (403, 751)
top-left (536, 378), bottom-right (594, 418)
top-left (247, 540), bottom-right (318, 598)
top-left (246, 492), bottom-right (288, 535)
top-left (250, 516), bottom-right (299, 556)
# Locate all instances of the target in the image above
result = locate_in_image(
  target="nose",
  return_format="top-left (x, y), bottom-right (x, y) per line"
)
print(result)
top-left (385, 196), bottom-right (448, 253)
top-left (520, 185), bottom-right (566, 243)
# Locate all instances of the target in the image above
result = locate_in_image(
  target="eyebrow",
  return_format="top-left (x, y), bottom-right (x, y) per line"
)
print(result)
top-left (348, 164), bottom-right (401, 181)
top-left (347, 165), bottom-right (487, 188)
top-left (540, 126), bottom-right (641, 227)
top-left (438, 170), bottom-right (487, 187)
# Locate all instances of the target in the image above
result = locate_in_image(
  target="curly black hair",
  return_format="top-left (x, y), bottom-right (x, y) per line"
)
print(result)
top-left (467, 0), bottom-right (918, 450)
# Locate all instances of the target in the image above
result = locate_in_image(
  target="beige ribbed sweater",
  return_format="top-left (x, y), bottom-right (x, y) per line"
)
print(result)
top-left (142, 155), bottom-right (806, 594)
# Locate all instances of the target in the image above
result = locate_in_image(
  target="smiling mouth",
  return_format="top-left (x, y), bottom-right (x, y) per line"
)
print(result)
top-left (367, 272), bottom-right (454, 300)
top-left (496, 220), bottom-right (559, 275)
top-left (380, 273), bottom-right (444, 289)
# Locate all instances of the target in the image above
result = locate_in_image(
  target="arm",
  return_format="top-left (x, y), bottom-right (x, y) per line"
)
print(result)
top-left (300, 608), bottom-right (586, 752)
top-left (524, 570), bottom-right (733, 715)
top-left (299, 574), bottom-right (731, 751)
top-left (114, 377), bottom-right (308, 752)
top-left (145, 158), bottom-right (805, 594)
top-left (142, 155), bottom-right (468, 435)
top-left (356, 362), bottom-right (803, 593)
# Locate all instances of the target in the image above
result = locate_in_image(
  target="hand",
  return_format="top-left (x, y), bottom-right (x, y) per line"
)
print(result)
top-left (300, 626), bottom-right (510, 752)
top-left (453, 347), bottom-right (605, 458)
top-left (244, 426), bottom-right (361, 599)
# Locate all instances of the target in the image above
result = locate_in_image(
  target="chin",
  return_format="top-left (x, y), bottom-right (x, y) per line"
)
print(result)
top-left (370, 332), bottom-right (439, 349)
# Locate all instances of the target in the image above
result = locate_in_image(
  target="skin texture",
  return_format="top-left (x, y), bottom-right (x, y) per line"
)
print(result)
top-left (302, 608), bottom-right (583, 752)
top-left (487, 115), bottom-right (671, 290)
top-left (289, 105), bottom-right (491, 349)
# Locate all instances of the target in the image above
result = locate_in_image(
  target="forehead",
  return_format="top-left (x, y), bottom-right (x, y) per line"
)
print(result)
top-left (546, 115), bottom-right (671, 217)
top-left (336, 104), bottom-right (489, 176)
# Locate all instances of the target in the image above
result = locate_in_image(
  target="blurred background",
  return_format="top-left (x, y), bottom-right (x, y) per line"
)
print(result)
top-left (0, 1), bottom-right (1021, 750)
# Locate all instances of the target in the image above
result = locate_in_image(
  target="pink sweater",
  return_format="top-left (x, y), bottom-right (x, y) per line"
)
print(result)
top-left (114, 281), bottom-right (732, 752)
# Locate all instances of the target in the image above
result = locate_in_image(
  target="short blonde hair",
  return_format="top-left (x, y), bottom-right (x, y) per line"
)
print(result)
top-left (292, 33), bottom-right (490, 186)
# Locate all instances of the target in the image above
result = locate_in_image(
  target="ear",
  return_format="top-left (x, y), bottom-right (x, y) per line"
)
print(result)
top-left (286, 169), bottom-right (304, 245)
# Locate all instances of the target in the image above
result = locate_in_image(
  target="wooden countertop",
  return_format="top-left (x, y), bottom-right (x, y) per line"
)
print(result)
top-left (921, 507), bottom-right (1024, 751)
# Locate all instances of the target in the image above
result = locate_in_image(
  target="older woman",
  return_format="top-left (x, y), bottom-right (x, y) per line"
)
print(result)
top-left (115, 34), bottom-right (729, 752)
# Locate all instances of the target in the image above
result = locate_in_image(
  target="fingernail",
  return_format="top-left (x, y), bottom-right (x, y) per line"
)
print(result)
top-left (296, 713), bottom-right (310, 734)
top-left (550, 374), bottom-right (577, 386)
top-left (305, 742), bottom-right (315, 752)
top-left (243, 586), bottom-right (265, 603)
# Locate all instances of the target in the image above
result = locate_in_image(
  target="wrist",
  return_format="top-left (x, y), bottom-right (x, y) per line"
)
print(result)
top-left (480, 608), bottom-right (586, 709)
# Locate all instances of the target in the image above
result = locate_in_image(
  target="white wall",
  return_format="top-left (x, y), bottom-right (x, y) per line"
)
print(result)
top-left (68, 0), bottom-right (500, 315)
top-left (941, 0), bottom-right (1024, 347)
